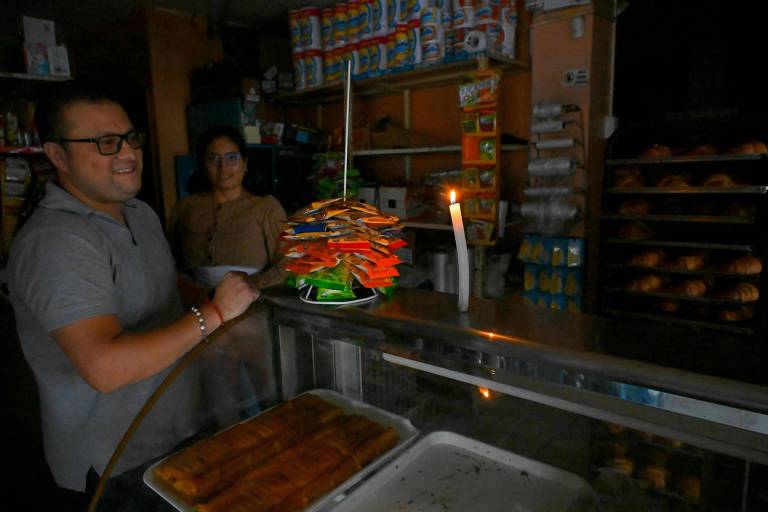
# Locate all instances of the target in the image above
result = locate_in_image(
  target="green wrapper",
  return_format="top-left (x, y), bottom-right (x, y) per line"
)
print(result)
top-left (304, 264), bottom-right (352, 292)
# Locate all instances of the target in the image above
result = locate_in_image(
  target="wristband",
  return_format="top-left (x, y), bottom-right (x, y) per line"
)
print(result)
top-left (190, 306), bottom-right (206, 334)
top-left (208, 301), bottom-right (225, 325)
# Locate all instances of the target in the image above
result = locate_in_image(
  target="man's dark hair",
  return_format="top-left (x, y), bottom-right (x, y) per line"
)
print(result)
top-left (35, 82), bottom-right (120, 143)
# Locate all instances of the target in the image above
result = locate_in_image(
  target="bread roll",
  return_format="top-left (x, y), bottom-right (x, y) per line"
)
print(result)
top-left (614, 166), bottom-right (643, 188)
top-left (619, 199), bottom-right (650, 215)
top-left (639, 466), bottom-right (670, 489)
top-left (701, 172), bottom-right (736, 187)
top-left (666, 252), bottom-right (706, 271)
top-left (685, 143), bottom-right (718, 156)
top-left (720, 255), bottom-right (762, 275)
top-left (639, 144), bottom-right (673, 159)
top-left (728, 140), bottom-right (768, 154)
top-left (716, 282), bottom-right (760, 302)
top-left (664, 279), bottom-right (707, 297)
top-left (618, 222), bottom-right (654, 240)
top-left (626, 249), bottom-right (666, 268)
top-left (717, 306), bottom-right (754, 322)
top-left (658, 299), bottom-right (679, 313)
top-left (607, 457), bottom-right (634, 476)
top-left (675, 475), bottom-right (701, 502)
top-left (656, 174), bottom-right (691, 188)
top-left (627, 275), bottom-right (665, 292)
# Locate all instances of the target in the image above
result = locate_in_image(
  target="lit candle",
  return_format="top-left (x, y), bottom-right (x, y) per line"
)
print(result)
top-left (449, 190), bottom-right (470, 312)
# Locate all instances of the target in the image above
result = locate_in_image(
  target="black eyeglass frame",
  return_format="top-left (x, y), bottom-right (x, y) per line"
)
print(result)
top-left (53, 129), bottom-right (146, 156)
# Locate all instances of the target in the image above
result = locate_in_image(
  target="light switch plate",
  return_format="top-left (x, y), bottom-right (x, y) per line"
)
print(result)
top-left (563, 68), bottom-right (589, 86)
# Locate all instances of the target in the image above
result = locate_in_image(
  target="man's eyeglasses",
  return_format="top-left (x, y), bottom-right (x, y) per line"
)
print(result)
top-left (205, 152), bottom-right (242, 167)
top-left (54, 130), bottom-right (146, 156)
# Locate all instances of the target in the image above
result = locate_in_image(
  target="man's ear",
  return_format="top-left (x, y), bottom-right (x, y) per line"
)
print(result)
top-left (43, 142), bottom-right (68, 173)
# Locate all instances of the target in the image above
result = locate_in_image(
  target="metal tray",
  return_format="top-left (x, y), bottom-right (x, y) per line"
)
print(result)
top-left (143, 389), bottom-right (420, 512)
top-left (329, 431), bottom-right (593, 512)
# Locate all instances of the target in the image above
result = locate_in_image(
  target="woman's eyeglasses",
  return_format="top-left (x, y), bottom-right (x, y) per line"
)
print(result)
top-left (204, 152), bottom-right (242, 167)
top-left (54, 130), bottom-right (145, 156)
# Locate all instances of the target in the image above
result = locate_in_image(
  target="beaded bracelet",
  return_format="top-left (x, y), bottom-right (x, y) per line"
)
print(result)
top-left (190, 306), bottom-right (206, 334)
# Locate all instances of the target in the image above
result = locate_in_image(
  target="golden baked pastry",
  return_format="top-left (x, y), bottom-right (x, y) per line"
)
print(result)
top-left (727, 140), bottom-right (768, 154)
top-left (685, 143), bottom-right (718, 156)
top-left (618, 222), bottom-right (654, 240)
top-left (606, 457), bottom-right (634, 476)
top-left (639, 144), bottom-right (673, 159)
top-left (675, 475), bottom-right (701, 502)
top-left (626, 249), bottom-right (666, 268)
top-left (614, 166), bottom-right (643, 188)
top-left (618, 198), bottom-right (650, 215)
top-left (153, 395), bottom-right (399, 512)
top-left (716, 282), bottom-right (760, 302)
top-left (701, 172), bottom-right (736, 187)
top-left (666, 252), bottom-right (706, 271)
top-left (664, 278), bottom-right (707, 297)
top-left (658, 299), bottom-right (678, 313)
top-left (717, 306), bottom-right (754, 322)
top-left (656, 174), bottom-right (691, 188)
top-left (720, 255), bottom-right (762, 275)
top-left (627, 275), bottom-right (665, 292)
top-left (639, 466), bottom-right (670, 490)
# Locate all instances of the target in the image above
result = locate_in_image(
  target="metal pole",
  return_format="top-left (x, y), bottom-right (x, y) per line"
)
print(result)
top-left (343, 59), bottom-right (353, 199)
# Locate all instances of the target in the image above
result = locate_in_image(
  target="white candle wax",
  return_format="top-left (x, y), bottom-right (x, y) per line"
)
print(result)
top-left (449, 190), bottom-right (470, 312)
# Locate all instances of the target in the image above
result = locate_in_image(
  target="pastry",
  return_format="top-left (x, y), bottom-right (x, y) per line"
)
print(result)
top-left (627, 275), bottom-right (665, 292)
top-left (676, 475), bottom-right (701, 501)
top-left (614, 166), bottom-right (643, 188)
top-left (618, 222), bottom-right (654, 240)
top-left (664, 278), bottom-right (707, 297)
top-left (727, 140), bottom-right (768, 154)
top-left (701, 172), bottom-right (736, 187)
top-left (656, 174), bottom-right (691, 188)
top-left (619, 198), bottom-right (650, 215)
top-left (720, 255), bottom-right (762, 275)
top-left (685, 143), bottom-right (718, 156)
top-left (666, 252), bottom-right (706, 271)
top-left (639, 466), bottom-right (670, 490)
top-left (607, 422), bottom-right (625, 435)
top-left (715, 282), bottom-right (760, 302)
top-left (639, 144), bottom-right (672, 159)
top-left (606, 457), bottom-right (634, 476)
top-left (626, 249), bottom-right (666, 268)
top-left (717, 306), bottom-right (754, 322)
top-left (658, 299), bottom-right (678, 313)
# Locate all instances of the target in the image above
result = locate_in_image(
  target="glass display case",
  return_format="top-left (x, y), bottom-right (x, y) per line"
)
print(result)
top-left (102, 287), bottom-right (768, 511)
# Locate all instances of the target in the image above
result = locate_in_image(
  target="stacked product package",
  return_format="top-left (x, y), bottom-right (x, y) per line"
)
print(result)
top-left (290, 0), bottom-right (518, 90)
top-left (517, 234), bottom-right (585, 312)
top-left (281, 198), bottom-right (407, 302)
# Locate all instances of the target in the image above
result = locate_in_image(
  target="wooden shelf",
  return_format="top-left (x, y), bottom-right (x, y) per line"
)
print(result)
top-left (353, 144), bottom-right (527, 157)
top-left (606, 238), bottom-right (753, 252)
top-left (275, 53), bottom-right (529, 105)
top-left (0, 71), bottom-right (73, 82)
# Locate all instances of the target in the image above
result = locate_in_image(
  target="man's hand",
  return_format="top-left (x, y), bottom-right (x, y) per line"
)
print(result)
top-left (211, 271), bottom-right (261, 322)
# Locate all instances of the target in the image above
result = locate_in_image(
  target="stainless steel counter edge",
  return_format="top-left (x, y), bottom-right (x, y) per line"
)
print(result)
top-left (260, 286), bottom-right (768, 415)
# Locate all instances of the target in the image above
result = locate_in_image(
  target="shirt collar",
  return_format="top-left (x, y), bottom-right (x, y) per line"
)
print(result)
top-left (40, 181), bottom-right (139, 220)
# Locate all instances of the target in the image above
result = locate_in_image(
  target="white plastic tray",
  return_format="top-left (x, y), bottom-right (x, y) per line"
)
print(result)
top-left (330, 431), bottom-right (592, 512)
top-left (143, 389), bottom-right (419, 512)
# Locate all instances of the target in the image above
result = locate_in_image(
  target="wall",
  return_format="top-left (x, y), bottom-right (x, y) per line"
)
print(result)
top-left (145, 7), bottom-right (223, 225)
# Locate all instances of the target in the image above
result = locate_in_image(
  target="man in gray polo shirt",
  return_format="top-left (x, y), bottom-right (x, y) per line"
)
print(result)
top-left (7, 86), bottom-right (260, 511)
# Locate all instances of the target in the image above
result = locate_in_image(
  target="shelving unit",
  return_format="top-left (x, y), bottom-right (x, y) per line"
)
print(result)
top-left (352, 144), bottom-right (527, 157)
top-left (598, 118), bottom-right (768, 338)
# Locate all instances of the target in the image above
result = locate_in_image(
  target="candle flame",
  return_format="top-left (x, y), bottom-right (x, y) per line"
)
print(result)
top-left (479, 387), bottom-right (491, 399)
top-left (450, 190), bottom-right (456, 204)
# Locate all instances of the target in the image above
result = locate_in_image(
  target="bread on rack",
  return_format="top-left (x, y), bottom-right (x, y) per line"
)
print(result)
top-left (717, 305), bottom-right (755, 322)
top-left (606, 457), bottom-right (635, 476)
top-left (701, 172), bottom-right (737, 187)
top-left (626, 249), bottom-right (666, 268)
top-left (724, 202), bottom-right (758, 218)
top-left (685, 143), bottom-right (718, 156)
top-left (626, 275), bottom-right (665, 292)
top-left (663, 279), bottom-right (707, 297)
top-left (720, 255), bottom-right (762, 275)
top-left (715, 282), bottom-right (760, 302)
top-left (658, 298), bottom-right (679, 313)
top-left (727, 140), bottom-right (768, 154)
top-left (665, 252), bottom-right (707, 271)
top-left (614, 166), bottom-right (643, 188)
top-left (675, 475), bottom-right (701, 502)
top-left (618, 198), bottom-right (650, 215)
top-left (656, 174), bottom-right (691, 188)
top-left (638, 466), bottom-right (670, 490)
top-left (638, 144), bottom-right (673, 159)
top-left (618, 222), bottom-right (654, 240)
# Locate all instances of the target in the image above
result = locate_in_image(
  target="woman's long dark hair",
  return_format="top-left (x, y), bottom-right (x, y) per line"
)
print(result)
top-left (188, 125), bottom-right (247, 193)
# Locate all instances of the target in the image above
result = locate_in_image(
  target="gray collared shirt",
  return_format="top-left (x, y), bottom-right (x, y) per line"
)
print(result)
top-left (8, 181), bottom-right (199, 491)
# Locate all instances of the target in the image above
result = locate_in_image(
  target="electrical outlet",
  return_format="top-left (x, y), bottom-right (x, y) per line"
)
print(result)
top-left (563, 68), bottom-right (589, 86)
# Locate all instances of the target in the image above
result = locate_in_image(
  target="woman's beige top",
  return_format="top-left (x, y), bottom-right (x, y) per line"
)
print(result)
top-left (169, 192), bottom-right (287, 288)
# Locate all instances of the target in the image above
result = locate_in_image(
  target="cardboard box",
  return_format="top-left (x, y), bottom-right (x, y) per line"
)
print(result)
top-left (378, 186), bottom-right (407, 219)
top-left (356, 186), bottom-right (377, 206)
top-left (47, 45), bottom-right (70, 76)
top-left (369, 118), bottom-right (436, 149)
top-left (23, 16), bottom-right (56, 46)
top-left (23, 43), bottom-right (49, 75)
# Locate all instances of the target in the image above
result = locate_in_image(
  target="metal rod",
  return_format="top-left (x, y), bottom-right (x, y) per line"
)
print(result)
top-left (343, 59), bottom-right (353, 199)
